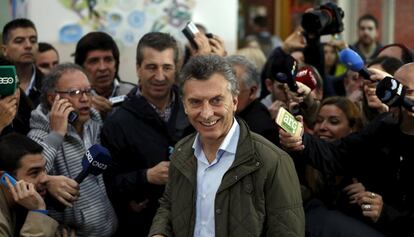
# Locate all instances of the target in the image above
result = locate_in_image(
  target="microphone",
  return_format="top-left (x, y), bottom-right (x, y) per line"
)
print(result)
top-left (75, 144), bottom-right (112, 184)
top-left (295, 66), bottom-right (317, 91)
top-left (375, 76), bottom-right (414, 111)
top-left (45, 144), bottom-right (112, 211)
top-left (339, 48), bottom-right (372, 80)
top-left (273, 55), bottom-right (300, 92)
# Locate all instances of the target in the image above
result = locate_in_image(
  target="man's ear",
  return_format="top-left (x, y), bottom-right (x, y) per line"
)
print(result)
top-left (47, 93), bottom-right (56, 106)
top-left (249, 85), bottom-right (258, 99)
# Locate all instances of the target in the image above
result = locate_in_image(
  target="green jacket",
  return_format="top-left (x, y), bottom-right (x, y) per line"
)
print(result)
top-left (149, 119), bottom-right (305, 237)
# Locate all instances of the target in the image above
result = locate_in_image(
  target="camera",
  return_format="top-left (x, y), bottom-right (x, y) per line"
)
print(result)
top-left (301, 2), bottom-right (344, 36)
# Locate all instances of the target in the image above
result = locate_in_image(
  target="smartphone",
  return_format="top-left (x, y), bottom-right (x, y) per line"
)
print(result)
top-left (0, 65), bottom-right (18, 97)
top-left (182, 21), bottom-right (200, 49)
top-left (68, 111), bottom-right (78, 123)
top-left (0, 172), bottom-right (17, 188)
top-left (275, 107), bottom-right (303, 138)
top-left (109, 95), bottom-right (127, 106)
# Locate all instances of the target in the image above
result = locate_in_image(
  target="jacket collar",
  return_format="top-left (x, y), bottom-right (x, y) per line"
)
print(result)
top-left (172, 118), bottom-right (262, 189)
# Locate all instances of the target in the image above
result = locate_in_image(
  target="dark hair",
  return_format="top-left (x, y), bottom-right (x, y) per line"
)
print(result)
top-left (38, 42), bottom-right (59, 55)
top-left (2, 18), bottom-right (37, 44)
top-left (358, 14), bottom-right (379, 28)
top-left (367, 56), bottom-right (403, 75)
top-left (74, 32), bottom-right (120, 76)
top-left (180, 55), bottom-right (239, 97)
top-left (40, 63), bottom-right (88, 108)
top-left (0, 133), bottom-right (43, 175)
top-left (136, 32), bottom-right (179, 66)
top-left (319, 96), bottom-right (363, 131)
top-left (377, 43), bottom-right (414, 64)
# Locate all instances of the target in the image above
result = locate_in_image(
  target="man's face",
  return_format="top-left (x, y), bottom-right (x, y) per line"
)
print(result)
top-left (83, 50), bottom-right (116, 94)
top-left (358, 19), bottom-right (377, 46)
top-left (54, 70), bottom-right (92, 124)
top-left (2, 27), bottom-right (38, 64)
top-left (15, 153), bottom-right (48, 198)
top-left (183, 73), bottom-right (238, 145)
top-left (265, 79), bottom-right (288, 103)
top-left (36, 49), bottom-right (59, 75)
top-left (136, 47), bottom-right (176, 103)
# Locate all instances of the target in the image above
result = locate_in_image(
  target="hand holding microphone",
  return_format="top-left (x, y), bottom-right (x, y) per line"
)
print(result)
top-left (46, 144), bottom-right (112, 210)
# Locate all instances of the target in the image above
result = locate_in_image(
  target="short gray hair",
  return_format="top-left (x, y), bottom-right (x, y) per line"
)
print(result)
top-left (226, 55), bottom-right (261, 89)
top-left (179, 55), bottom-right (239, 97)
top-left (40, 63), bottom-right (88, 108)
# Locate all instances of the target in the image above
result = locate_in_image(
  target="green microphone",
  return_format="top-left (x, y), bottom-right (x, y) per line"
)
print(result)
top-left (0, 65), bottom-right (18, 97)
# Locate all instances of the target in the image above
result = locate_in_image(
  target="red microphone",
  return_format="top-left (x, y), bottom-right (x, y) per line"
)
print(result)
top-left (295, 66), bottom-right (318, 91)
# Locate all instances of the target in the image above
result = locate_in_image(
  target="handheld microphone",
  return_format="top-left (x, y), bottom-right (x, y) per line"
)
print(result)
top-left (45, 144), bottom-right (111, 211)
top-left (75, 144), bottom-right (112, 184)
top-left (375, 76), bottom-right (414, 112)
top-left (271, 55), bottom-right (299, 92)
top-left (339, 48), bottom-right (372, 81)
top-left (295, 66), bottom-right (317, 91)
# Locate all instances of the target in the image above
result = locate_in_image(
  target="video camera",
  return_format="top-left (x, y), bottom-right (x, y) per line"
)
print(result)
top-left (301, 2), bottom-right (344, 36)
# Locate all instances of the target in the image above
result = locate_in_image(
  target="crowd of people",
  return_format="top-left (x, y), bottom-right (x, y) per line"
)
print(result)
top-left (0, 7), bottom-right (412, 237)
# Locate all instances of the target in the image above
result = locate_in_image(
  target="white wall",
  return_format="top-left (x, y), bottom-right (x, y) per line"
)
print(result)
top-left (26, 0), bottom-right (238, 84)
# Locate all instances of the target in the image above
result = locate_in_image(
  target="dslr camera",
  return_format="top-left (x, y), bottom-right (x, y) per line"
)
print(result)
top-left (301, 2), bottom-right (344, 36)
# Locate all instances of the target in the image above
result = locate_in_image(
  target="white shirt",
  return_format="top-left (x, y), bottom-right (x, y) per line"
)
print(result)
top-left (192, 118), bottom-right (240, 237)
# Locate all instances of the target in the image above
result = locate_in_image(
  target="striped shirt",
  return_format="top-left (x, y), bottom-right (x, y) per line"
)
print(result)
top-left (28, 104), bottom-right (118, 237)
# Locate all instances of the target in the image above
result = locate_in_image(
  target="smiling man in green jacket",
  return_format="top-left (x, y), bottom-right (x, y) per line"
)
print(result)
top-left (149, 55), bottom-right (304, 237)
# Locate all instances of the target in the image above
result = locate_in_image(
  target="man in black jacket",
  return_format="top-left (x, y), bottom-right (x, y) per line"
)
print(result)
top-left (227, 55), bottom-right (279, 145)
top-left (279, 64), bottom-right (414, 237)
top-left (101, 32), bottom-right (192, 236)
top-left (2, 18), bottom-right (44, 107)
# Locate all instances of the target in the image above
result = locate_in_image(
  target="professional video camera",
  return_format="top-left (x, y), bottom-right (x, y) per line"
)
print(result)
top-left (301, 2), bottom-right (344, 36)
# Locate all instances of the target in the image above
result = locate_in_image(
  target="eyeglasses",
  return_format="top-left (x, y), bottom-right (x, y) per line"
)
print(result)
top-left (55, 88), bottom-right (93, 98)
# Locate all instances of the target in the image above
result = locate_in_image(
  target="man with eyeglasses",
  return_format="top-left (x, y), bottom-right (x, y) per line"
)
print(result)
top-left (28, 63), bottom-right (118, 236)
top-left (74, 32), bottom-right (135, 118)
top-left (1, 18), bottom-right (44, 107)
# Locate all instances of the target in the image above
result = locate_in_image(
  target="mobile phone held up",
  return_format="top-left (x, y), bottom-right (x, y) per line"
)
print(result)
top-left (0, 65), bottom-right (18, 98)
top-left (182, 21), bottom-right (200, 49)
top-left (68, 111), bottom-right (78, 124)
top-left (0, 172), bottom-right (17, 188)
top-left (275, 107), bottom-right (303, 138)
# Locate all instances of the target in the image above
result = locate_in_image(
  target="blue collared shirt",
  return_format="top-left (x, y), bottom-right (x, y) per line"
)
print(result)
top-left (192, 118), bottom-right (240, 237)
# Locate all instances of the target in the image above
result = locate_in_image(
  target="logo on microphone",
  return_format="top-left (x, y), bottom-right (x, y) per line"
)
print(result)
top-left (0, 77), bottom-right (14, 84)
top-left (86, 150), bottom-right (108, 170)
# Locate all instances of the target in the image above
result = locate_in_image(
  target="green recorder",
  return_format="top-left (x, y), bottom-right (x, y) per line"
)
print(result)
top-left (0, 65), bottom-right (18, 97)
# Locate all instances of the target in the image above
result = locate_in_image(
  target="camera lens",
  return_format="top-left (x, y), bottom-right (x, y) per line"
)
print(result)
top-left (301, 9), bottom-right (332, 35)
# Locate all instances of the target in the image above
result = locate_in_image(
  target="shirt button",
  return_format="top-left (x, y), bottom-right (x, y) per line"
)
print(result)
top-left (216, 209), bottom-right (222, 215)
top-left (256, 162), bottom-right (260, 167)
